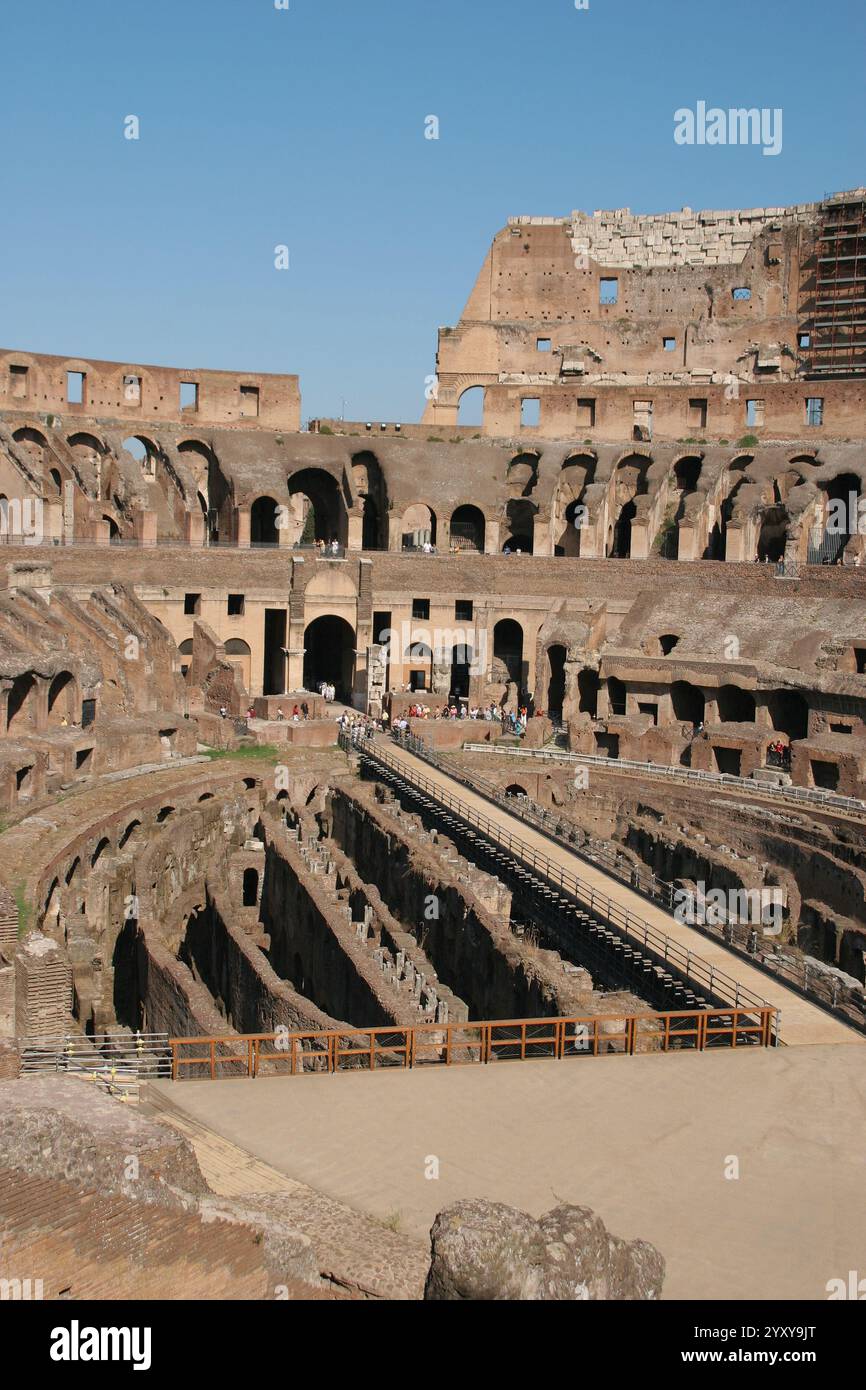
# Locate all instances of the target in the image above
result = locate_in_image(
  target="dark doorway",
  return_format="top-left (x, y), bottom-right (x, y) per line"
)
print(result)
top-left (578, 668), bottom-right (599, 718)
top-left (263, 609), bottom-right (287, 695)
top-left (242, 868), bottom-right (259, 907)
top-left (546, 645), bottom-right (566, 720)
top-left (450, 644), bottom-right (472, 700)
top-left (610, 500), bottom-right (636, 558)
top-left (251, 496), bottom-right (279, 546)
top-left (493, 619), bottom-right (524, 689)
top-left (304, 615), bottom-right (355, 702)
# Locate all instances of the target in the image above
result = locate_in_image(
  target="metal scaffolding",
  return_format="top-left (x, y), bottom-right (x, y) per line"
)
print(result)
top-left (801, 193), bottom-right (866, 378)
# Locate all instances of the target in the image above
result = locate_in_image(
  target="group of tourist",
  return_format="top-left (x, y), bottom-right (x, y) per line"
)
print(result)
top-left (315, 538), bottom-right (342, 556)
top-left (316, 680), bottom-right (336, 703)
top-left (767, 739), bottom-right (791, 767)
top-left (275, 703), bottom-right (310, 722)
top-left (393, 701), bottom-right (534, 735)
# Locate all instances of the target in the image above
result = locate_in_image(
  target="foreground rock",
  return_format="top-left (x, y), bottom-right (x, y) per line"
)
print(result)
top-left (425, 1200), bottom-right (665, 1300)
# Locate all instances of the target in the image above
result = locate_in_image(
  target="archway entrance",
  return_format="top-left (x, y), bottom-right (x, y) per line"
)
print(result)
top-left (289, 469), bottom-right (346, 546)
top-left (493, 619), bottom-right (524, 691)
top-left (450, 505), bottom-right (485, 553)
top-left (303, 616), bottom-right (356, 703)
top-left (251, 496), bottom-right (279, 545)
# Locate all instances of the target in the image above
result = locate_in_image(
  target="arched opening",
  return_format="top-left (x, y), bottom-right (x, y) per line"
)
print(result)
top-left (608, 455), bottom-right (651, 558)
top-left (288, 468), bottom-right (345, 547)
top-left (401, 503), bottom-right (437, 551)
top-left (811, 473), bottom-right (861, 564)
top-left (493, 620), bottom-right (524, 690)
top-left (250, 496), bottom-right (279, 546)
top-left (178, 638), bottom-right (193, 679)
top-left (556, 471), bottom-right (592, 555)
top-left (156, 806), bottom-right (175, 823)
top-left (661, 456), bottom-right (703, 559)
top-left (352, 453), bottom-right (387, 551)
top-left (767, 689), bottom-right (809, 741)
top-left (303, 615), bottom-right (356, 703)
top-left (122, 436), bottom-right (160, 478)
top-left (578, 668), bottom-right (599, 718)
top-left (609, 499), bottom-right (637, 558)
top-left (242, 867), bottom-right (259, 907)
top-left (47, 671), bottom-right (76, 725)
top-left (7, 673), bottom-right (36, 731)
top-left (659, 634), bottom-right (680, 655)
top-left (507, 453), bottom-right (540, 497)
top-left (224, 638), bottom-right (252, 693)
top-left (671, 681), bottom-right (705, 726)
top-left (707, 477), bottom-right (748, 560)
top-left (546, 644), bottom-right (566, 721)
top-left (48, 468), bottom-right (63, 495)
top-left (457, 386), bottom-right (485, 427)
top-left (502, 499), bottom-right (535, 553)
top-left (103, 514), bottom-right (121, 541)
top-left (717, 685), bottom-right (756, 722)
top-left (505, 783), bottom-right (528, 798)
top-left (12, 427), bottom-right (48, 463)
top-left (118, 820), bottom-right (141, 849)
top-left (450, 504), bottom-right (485, 553)
top-left (757, 507), bottom-right (788, 562)
top-left (91, 837), bottom-right (110, 867)
top-left (674, 456), bottom-right (702, 493)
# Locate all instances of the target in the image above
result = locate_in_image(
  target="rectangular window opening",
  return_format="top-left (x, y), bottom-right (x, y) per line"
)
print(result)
top-left (123, 374), bottom-right (142, 404)
top-left (66, 371), bottom-right (86, 404)
top-left (184, 593), bottom-right (201, 616)
top-left (455, 600), bottom-right (473, 622)
top-left (240, 385), bottom-right (260, 418)
top-left (600, 278), bottom-right (619, 305)
top-left (227, 594), bottom-right (245, 616)
top-left (536, 338), bottom-right (552, 353)
top-left (746, 399), bottom-right (765, 428)
top-left (577, 398), bottom-right (596, 428)
top-left (663, 337), bottom-right (676, 352)
top-left (733, 287), bottom-right (751, 301)
top-left (412, 598), bottom-right (430, 621)
top-left (806, 397), bottom-right (824, 427)
top-left (689, 398), bottom-right (708, 430)
top-left (520, 397), bottom-right (541, 428)
top-left (10, 365), bottom-right (28, 398)
top-left (180, 381), bottom-right (199, 412)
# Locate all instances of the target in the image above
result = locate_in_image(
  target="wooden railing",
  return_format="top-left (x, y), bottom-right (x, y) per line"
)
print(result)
top-left (169, 1007), bottom-right (778, 1080)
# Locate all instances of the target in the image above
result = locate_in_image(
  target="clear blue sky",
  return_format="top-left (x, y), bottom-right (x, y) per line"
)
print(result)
top-left (1, 0), bottom-right (863, 424)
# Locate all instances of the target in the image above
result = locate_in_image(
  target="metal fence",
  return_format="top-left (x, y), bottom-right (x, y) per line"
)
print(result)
top-left (169, 1006), bottom-right (777, 1080)
top-left (461, 741), bottom-right (866, 819)
top-left (18, 1032), bottom-right (172, 1094)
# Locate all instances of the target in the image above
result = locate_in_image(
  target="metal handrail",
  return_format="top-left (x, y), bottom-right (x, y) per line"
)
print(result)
top-left (460, 741), bottom-right (866, 819)
top-left (343, 730), bottom-right (772, 1017)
